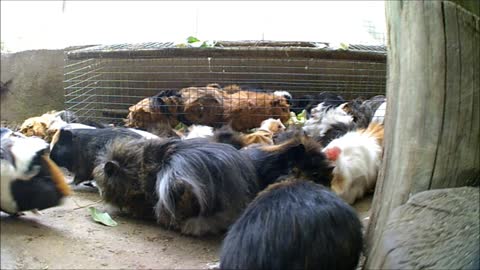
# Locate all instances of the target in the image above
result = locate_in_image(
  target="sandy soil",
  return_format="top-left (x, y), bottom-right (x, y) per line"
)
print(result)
top-left (1, 177), bottom-right (372, 269)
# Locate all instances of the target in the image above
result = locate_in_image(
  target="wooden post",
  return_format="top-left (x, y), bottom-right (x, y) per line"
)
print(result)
top-left (365, 1), bottom-right (479, 268)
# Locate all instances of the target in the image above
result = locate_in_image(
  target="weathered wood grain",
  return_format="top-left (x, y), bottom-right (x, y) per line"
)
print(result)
top-left (365, 1), bottom-right (480, 268)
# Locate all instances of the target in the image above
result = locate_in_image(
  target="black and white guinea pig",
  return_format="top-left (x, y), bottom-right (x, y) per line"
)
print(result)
top-left (49, 127), bottom-right (147, 185)
top-left (1, 128), bottom-right (71, 215)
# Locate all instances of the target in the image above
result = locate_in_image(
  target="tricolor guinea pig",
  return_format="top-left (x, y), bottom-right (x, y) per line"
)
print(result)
top-left (1, 128), bottom-right (71, 215)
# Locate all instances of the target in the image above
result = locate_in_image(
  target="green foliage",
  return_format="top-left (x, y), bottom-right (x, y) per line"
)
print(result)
top-left (175, 122), bottom-right (188, 131)
top-left (176, 36), bottom-right (216, 48)
top-left (187, 36), bottom-right (200, 43)
top-left (339, 42), bottom-right (350, 50)
top-left (287, 109), bottom-right (307, 126)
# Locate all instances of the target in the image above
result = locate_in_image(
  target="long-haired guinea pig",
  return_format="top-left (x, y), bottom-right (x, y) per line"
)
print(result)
top-left (220, 178), bottom-right (363, 270)
top-left (93, 137), bottom-right (259, 236)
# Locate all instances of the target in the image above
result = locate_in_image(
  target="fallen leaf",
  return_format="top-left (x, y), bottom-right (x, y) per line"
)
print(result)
top-left (88, 207), bottom-right (118, 227)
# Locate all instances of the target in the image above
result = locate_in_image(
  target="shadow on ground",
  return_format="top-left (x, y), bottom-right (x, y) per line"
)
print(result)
top-left (1, 178), bottom-right (372, 269)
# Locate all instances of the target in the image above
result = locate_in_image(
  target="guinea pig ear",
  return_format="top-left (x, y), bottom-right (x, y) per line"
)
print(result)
top-left (271, 98), bottom-right (281, 107)
top-left (325, 146), bottom-right (341, 161)
top-left (288, 143), bottom-right (306, 160)
top-left (59, 129), bottom-right (73, 143)
top-left (41, 122), bottom-right (49, 130)
top-left (104, 161), bottom-right (120, 177)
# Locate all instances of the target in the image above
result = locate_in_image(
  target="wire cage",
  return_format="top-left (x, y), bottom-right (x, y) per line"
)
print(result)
top-left (64, 41), bottom-right (386, 130)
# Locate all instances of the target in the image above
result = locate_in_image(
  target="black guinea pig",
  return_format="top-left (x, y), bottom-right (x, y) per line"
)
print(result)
top-left (220, 179), bottom-right (363, 270)
top-left (50, 127), bottom-right (145, 185)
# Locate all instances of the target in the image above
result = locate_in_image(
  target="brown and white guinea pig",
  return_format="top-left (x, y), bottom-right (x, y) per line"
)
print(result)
top-left (241, 134), bottom-right (333, 189)
top-left (19, 110), bottom-right (85, 142)
top-left (93, 137), bottom-right (259, 236)
top-left (19, 114), bottom-right (55, 139)
top-left (220, 178), bottom-right (363, 270)
top-left (1, 128), bottom-right (71, 215)
top-left (211, 119), bottom-right (286, 149)
top-left (223, 90), bottom-right (290, 131)
top-left (323, 122), bottom-right (384, 204)
top-left (242, 118), bottom-right (286, 146)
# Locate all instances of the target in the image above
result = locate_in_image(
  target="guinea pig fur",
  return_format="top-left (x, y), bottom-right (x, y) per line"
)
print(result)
top-left (1, 129), bottom-right (70, 215)
top-left (94, 138), bottom-right (259, 236)
top-left (50, 127), bottom-right (144, 185)
top-left (220, 178), bottom-right (363, 270)
top-left (241, 135), bottom-right (333, 189)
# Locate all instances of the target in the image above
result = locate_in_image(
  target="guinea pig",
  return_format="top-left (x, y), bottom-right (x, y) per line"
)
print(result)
top-left (1, 128), bottom-right (71, 215)
top-left (220, 178), bottom-right (363, 270)
top-left (94, 137), bottom-right (259, 236)
top-left (50, 127), bottom-right (145, 185)
top-left (241, 134), bottom-right (333, 189)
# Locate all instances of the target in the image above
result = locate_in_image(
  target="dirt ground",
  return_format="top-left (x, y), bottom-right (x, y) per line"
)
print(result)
top-left (1, 176), bottom-right (372, 269)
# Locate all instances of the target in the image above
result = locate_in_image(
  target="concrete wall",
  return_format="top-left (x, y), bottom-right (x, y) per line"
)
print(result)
top-left (1, 49), bottom-right (65, 122)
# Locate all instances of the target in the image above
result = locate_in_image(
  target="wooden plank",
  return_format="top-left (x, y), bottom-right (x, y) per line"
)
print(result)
top-left (66, 47), bottom-right (387, 62)
top-left (365, 1), bottom-right (480, 268)
top-left (430, 2), bottom-right (461, 189)
top-left (364, 3), bottom-right (407, 260)
top-left (450, 0), bottom-right (480, 16)
top-left (214, 40), bottom-right (321, 47)
top-left (453, 1), bottom-right (480, 186)
top-left (431, 1), bottom-right (480, 188)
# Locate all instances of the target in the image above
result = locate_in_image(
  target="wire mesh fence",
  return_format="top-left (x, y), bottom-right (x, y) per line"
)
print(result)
top-left (64, 41), bottom-right (387, 129)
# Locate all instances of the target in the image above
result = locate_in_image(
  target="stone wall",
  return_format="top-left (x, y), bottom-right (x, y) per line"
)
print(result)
top-left (0, 49), bottom-right (65, 123)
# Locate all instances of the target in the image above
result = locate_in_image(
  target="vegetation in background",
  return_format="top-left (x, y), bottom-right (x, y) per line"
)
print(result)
top-left (175, 36), bottom-right (217, 48)
top-left (287, 110), bottom-right (307, 126)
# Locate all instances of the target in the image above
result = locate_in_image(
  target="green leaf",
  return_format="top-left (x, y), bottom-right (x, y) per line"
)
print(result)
top-left (339, 42), bottom-right (350, 50)
top-left (287, 109), bottom-right (307, 127)
top-left (187, 36), bottom-right (200, 43)
top-left (287, 112), bottom-right (299, 126)
top-left (297, 110), bottom-right (307, 123)
top-left (89, 207), bottom-right (118, 227)
top-left (175, 122), bottom-right (188, 131)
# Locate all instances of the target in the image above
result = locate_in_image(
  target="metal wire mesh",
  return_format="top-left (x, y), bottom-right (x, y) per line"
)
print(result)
top-left (64, 42), bottom-right (386, 127)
